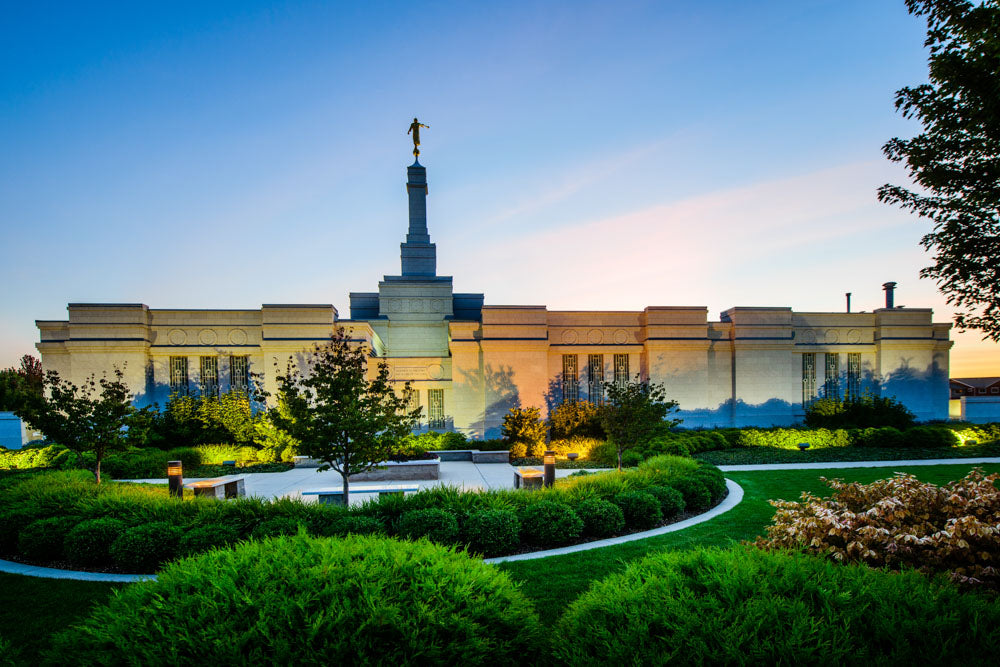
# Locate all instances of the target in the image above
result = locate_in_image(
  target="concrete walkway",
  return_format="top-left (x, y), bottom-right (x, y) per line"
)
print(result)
top-left (0, 559), bottom-right (154, 583)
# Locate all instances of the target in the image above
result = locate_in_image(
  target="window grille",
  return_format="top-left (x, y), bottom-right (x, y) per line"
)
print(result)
top-left (200, 356), bottom-right (219, 397)
top-left (824, 353), bottom-right (840, 399)
top-left (562, 355), bottom-right (579, 403)
top-left (614, 354), bottom-right (629, 388)
top-left (846, 353), bottom-right (861, 400)
top-left (405, 389), bottom-right (421, 418)
top-left (802, 353), bottom-right (816, 405)
top-left (588, 354), bottom-right (604, 404)
top-left (230, 355), bottom-right (249, 393)
top-left (169, 357), bottom-right (189, 395)
top-left (428, 389), bottom-right (445, 428)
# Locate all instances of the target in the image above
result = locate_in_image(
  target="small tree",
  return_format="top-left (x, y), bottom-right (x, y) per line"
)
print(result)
top-left (271, 328), bottom-right (419, 505)
top-left (548, 400), bottom-right (605, 440)
top-left (501, 406), bottom-right (547, 458)
top-left (0, 354), bottom-right (44, 412)
top-left (600, 376), bottom-right (680, 471)
top-left (15, 368), bottom-right (135, 483)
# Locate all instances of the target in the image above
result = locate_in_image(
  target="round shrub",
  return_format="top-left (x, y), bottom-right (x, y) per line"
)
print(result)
top-left (250, 517), bottom-right (301, 540)
top-left (463, 509), bottom-right (520, 556)
top-left (110, 522), bottom-right (183, 573)
top-left (692, 467), bottom-right (727, 503)
top-left (49, 535), bottom-right (544, 664)
top-left (620, 450), bottom-right (643, 468)
top-left (0, 507), bottom-right (44, 554)
top-left (313, 514), bottom-right (384, 538)
top-left (575, 498), bottom-right (625, 538)
top-left (668, 476), bottom-right (712, 512)
top-left (613, 491), bottom-right (662, 529)
top-left (64, 518), bottom-right (128, 567)
top-left (397, 508), bottom-right (460, 544)
top-left (178, 523), bottom-right (242, 557)
top-left (519, 500), bottom-right (583, 546)
top-left (554, 546), bottom-right (1000, 664)
top-left (644, 485), bottom-right (685, 519)
top-left (17, 515), bottom-right (80, 561)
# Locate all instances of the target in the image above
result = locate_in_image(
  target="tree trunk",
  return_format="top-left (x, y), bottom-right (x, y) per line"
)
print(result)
top-left (341, 471), bottom-right (350, 506)
top-left (617, 448), bottom-right (623, 472)
top-left (95, 457), bottom-right (102, 484)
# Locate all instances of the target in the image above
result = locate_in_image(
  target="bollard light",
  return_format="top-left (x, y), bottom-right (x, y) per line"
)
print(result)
top-left (797, 442), bottom-right (810, 451)
top-left (167, 460), bottom-right (184, 498)
top-left (543, 450), bottom-right (556, 488)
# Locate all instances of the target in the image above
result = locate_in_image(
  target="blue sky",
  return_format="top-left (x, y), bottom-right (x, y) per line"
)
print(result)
top-left (2, 1), bottom-right (996, 374)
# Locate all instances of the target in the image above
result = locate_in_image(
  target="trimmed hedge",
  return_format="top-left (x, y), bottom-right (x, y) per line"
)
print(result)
top-left (669, 477), bottom-right (711, 511)
top-left (64, 518), bottom-right (127, 567)
top-left (575, 498), bottom-right (625, 538)
top-left (613, 491), bottom-right (662, 530)
top-left (49, 535), bottom-right (543, 664)
top-left (519, 501), bottom-right (583, 546)
top-left (110, 522), bottom-right (182, 572)
top-left (178, 523), bottom-right (241, 557)
top-left (554, 546), bottom-right (1000, 664)
top-left (645, 485), bottom-right (685, 519)
top-left (17, 515), bottom-right (79, 561)
top-left (463, 509), bottom-right (520, 556)
top-left (250, 516), bottom-right (301, 540)
top-left (398, 508), bottom-right (460, 544)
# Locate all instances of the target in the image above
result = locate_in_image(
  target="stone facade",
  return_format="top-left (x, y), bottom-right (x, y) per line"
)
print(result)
top-left (35, 158), bottom-right (953, 438)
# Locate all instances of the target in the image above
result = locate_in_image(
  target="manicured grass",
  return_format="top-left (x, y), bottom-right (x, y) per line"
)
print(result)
top-left (0, 573), bottom-right (120, 665)
top-left (2, 462), bottom-right (998, 664)
top-left (497, 462), bottom-right (1000, 619)
top-left (696, 441), bottom-right (1000, 465)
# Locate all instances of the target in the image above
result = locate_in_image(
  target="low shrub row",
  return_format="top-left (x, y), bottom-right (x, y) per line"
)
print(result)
top-left (48, 536), bottom-right (1000, 665)
top-left (0, 457), bottom-right (727, 570)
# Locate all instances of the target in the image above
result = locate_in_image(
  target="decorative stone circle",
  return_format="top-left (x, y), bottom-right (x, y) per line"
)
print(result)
top-left (562, 330), bottom-right (578, 344)
top-left (824, 329), bottom-right (839, 344)
top-left (613, 329), bottom-right (628, 344)
top-left (801, 330), bottom-right (816, 344)
top-left (427, 363), bottom-right (444, 380)
top-left (168, 329), bottom-right (186, 346)
top-left (229, 329), bottom-right (248, 345)
top-left (199, 329), bottom-right (218, 346)
top-left (588, 329), bottom-right (603, 344)
top-left (847, 329), bottom-right (861, 343)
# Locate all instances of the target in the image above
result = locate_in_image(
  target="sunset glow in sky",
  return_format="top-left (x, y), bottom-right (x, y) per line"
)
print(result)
top-left (2, 0), bottom-right (998, 376)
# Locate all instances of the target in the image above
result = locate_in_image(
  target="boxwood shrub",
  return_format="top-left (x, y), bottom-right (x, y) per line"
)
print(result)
top-left (575, 498), bottom-right (625, 538)
top-left (463, 509), bottom-right (520, 556)
top-left (178, 523), bottom-right (242, 557)
top-left (644, 485), bottom-right (685, 519)
top-left (519, 500), bottom-right (583, 546)
top-left (110, 522), bottom-right (182, 572)
top-left (250, 516), bottom-right (301, 540)
top-left (613, 491), bottom-right (662, 530)
top-left (17, 515), bottom-right (80, 561)
top-left (398, 508), bottom-right (460, 544)
top-left (668, 476), bottom-right (711, 511)
top-left (64, 517), bottom-right (128, 567)
top-left (554, 546), bottom-right (1000, 664)
top-left (322, 515), bottom-right (384, 538)
top-left (49, 535), bottom-right (543, 664)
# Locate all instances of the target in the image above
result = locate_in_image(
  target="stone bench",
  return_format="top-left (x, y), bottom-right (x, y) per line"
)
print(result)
top-left (301, 484), bottom-right (421, 506)
top-left (183, 476), bottom-right (246, 499)
top-left (513, 468), bottom-right (543, 491)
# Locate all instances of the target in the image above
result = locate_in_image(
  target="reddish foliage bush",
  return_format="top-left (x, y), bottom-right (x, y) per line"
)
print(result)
top-left (755, 469), bottom-right (1000, 591)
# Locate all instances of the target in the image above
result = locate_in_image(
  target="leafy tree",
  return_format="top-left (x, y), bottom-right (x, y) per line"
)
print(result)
top-left (15, 368), bottom-right (135, 483)
top-left (879, 0), bottom-right (1000, 339)
top-left (501, 406), bottom-right (547, 458)
top-left (599, 376), bottom-right (680, 471)
top-left (271, 328), bottom-right (419, 504)
top-left (0, 354), bottom-right (44, 412)
top-left (548, 400), bottom-right (605, 440)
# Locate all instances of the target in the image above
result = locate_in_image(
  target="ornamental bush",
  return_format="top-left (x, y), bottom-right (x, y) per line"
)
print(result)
top-left (398, 508), bottom-right (460, 544)
top-left (613, 491), bottom-right (662, 530)
top-left (49, 535), bottom-right (543, 665)
top-left (644, 485), bottom-right (685, 519)
top-left (110, 522), bottom-right (182, 573)
top-left (519, 500), bottom-right (583, 546)
top-left (178, 523), bottom-right (242, 557)
top-left (313, 514), bottom-right (384, 538)
top-left (756, 469), bottom-right (1000, 592)
top-left (668, 476), bottom-right (711, 511)
top-left (17, 515), bottom-right (79, 561)
top-left (250, 516), bottom-right (301, 540)
top-left (575, 498), bottom-right (625, 538)
top-left (691, 466), bottom-right (728, 503)
top-left (64, 517), bottom-right (127, 567)
top-left (463, 509), bottom-right (520, 556)
top-left (554, 546), bottom-right (1000, 664)
top-left (502, 407), bottom-right (546, 459)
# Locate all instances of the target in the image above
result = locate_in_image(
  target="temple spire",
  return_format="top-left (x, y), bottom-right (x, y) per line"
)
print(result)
top-left (400, 159), bottom-right (436, 276)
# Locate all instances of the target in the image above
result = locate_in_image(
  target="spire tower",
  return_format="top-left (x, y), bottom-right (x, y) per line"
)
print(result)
top-left (400, 160), bottom-right (436, 277)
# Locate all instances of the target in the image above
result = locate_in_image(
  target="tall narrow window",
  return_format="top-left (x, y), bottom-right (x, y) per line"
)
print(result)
top-left (200, 356), bottom-right (219, 397)
top-left (614, 354), bottom-right (629, 387)
top-left (802, 353), bottom-right (816, 405)
top-left (588, 354), bottom-right (605, 404)
top-left (428, 389), bottom-right (445, 429)
top-left (169, 357), bottom-right (189, 395)
top-left (824, 353), bottom-right (840, 399)
top-left (846, 353), bottom-right (861, 400)
top-left (230, 355), bottom-right (249, 393)
top-left (562, 355), bottom-right (579, 403)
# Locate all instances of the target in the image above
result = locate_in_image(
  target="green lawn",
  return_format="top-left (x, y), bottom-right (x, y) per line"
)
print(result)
top-left (1, 461), bottom-right (997, 664)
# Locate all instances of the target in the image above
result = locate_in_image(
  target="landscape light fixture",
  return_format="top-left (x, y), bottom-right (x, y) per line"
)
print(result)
top-left (167, 460), bottom-right (184, 498)
top-left (543, 450), bottom-right (556, 488)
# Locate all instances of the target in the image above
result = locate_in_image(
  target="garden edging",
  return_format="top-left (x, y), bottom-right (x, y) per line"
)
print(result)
top-left (483, 478), bottom-right (744, 564)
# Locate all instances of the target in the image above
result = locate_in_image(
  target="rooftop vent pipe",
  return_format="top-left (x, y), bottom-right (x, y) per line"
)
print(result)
top-left (882, 282), bottom-right (897, 309)
top-left (845, 292), bottom-right (851, 313)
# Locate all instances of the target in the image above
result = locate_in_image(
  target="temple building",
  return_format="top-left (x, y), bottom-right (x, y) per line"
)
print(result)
top-left (35, 156), bottom-right (953, 437)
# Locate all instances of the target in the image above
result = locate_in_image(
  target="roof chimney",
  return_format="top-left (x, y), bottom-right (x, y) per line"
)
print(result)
top-left (882, 282), bottom-right (897, 309)
top-left (845, 292), bottom-right (851, 313)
